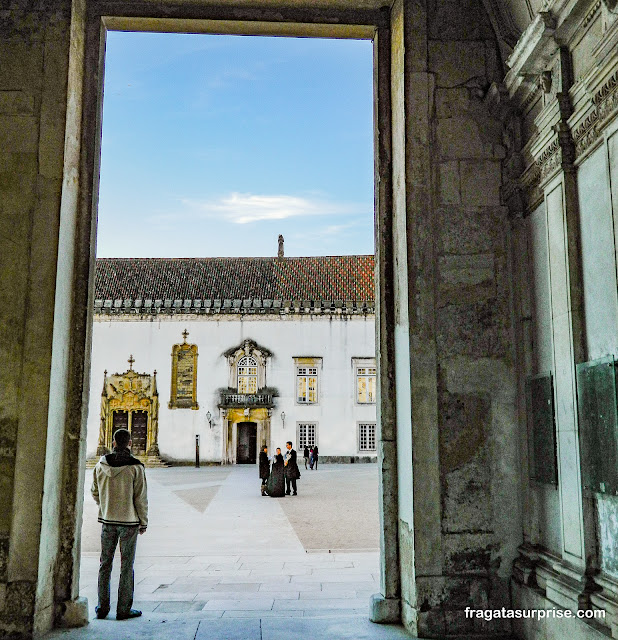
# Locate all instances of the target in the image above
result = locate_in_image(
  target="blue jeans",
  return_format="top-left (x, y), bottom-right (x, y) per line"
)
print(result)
top-left (98, 523), bottom-right (139, 616)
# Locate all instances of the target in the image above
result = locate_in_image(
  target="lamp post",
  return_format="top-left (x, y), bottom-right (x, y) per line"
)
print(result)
top-left (281, 411), bottom-right (286, 429)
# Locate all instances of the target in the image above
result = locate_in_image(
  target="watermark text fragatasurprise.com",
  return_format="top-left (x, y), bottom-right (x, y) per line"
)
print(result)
top-left (465, 607), bottom-right (605, 621)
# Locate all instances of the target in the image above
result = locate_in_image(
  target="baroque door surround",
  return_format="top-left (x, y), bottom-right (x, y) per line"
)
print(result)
top-left (97, 356), bottom-right (161, 462)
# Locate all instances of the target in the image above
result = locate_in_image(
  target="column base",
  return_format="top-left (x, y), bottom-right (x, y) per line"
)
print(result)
top-left (369, 593), bottom-right (401, 623)
top-left (56, 597), bottom-right (89, 628)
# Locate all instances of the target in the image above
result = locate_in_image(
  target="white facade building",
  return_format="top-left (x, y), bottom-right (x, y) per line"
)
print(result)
top-left (87, 255), bottom-right (376, 464)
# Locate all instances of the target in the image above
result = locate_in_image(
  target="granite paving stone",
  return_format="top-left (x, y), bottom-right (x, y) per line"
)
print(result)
top-left (299, 590), bottom-right (357, 599)
top-left (196, 590), bottom-right (299, 600)
top-left (57, 465), bottom-right (406, 639)
top-left (194, 619), bottom-right (261, 639)
top-left (259, 581), bottom-right (321, 592)
top-left (273, 598), bottom-right (369, 610)
top-left (221, 610), bottom-right (303, 618)
top-left (202, 598), bottom-right (275, 610)
top-left (262, 618), bottom-right (411, 639)
top-left (209, 582), bottom-right (261, 592)
top-left (154, 601), bottom-right (207, 612)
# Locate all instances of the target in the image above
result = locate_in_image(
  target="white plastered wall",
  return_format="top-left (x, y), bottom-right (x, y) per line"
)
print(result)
top-left (86, 314), bottom-right (377, 462)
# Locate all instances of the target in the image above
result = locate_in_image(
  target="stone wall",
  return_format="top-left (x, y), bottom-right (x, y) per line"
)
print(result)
top-left (0, 0), bottom-right (91, 636)
top-left (0, 2), bottom-right (73, 637)
top-left (504, 0), bottom-right (618, 639)
top-left (389, 0), bottom-right (520, 636)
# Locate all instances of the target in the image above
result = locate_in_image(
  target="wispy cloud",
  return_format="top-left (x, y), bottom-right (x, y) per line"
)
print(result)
top-left (204, 67), bottom-right (260, 90)
top-left (294, 221), bottom-right (362, 238)
top-left (162, 193), bottom-right (367, 224)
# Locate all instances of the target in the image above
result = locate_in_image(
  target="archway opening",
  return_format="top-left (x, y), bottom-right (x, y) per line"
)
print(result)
top-left (75, 18), bottom-right (395, 636)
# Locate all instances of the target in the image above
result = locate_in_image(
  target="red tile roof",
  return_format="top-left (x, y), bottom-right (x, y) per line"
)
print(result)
top-left (95, 256), bottom-right (375, 303)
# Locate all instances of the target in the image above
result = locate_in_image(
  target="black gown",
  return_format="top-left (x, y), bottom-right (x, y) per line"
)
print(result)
top-left (259, 451), bottom-right (270, 482)
top-left (266, 454), bottom-right (285, 497)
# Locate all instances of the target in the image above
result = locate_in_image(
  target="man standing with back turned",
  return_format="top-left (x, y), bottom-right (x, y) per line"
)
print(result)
top-left (91, 428), bottom-right (148, 621)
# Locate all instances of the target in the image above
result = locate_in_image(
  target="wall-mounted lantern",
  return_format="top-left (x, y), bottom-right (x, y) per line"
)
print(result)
top-left (206, 411), bottom-right (212, 428)
top-left (281, 411), bottom-right (286, 429)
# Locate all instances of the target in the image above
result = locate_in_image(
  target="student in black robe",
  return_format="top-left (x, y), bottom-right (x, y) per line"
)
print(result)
top-left (259, 446), bottom-right (270, 496)
top-left (284, 441), bottom-right (301, 495)
top-left (266, 448), bottom-right (285, 497)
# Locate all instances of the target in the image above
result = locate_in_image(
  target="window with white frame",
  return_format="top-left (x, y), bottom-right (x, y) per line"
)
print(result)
top-left (356, 362), bottom-right (376, 404)
top-left (298, 422), bottom-right (317, 449)
top-left (296, 366), bottom-right (318, 404)
top-left (237, 356), bottom-right (258, 393)
top-left (358, 422), bottom-right (376, 451)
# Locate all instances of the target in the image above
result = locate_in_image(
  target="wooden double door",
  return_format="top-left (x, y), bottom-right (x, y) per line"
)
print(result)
top-left (112, 410), bottom-right (148, 455)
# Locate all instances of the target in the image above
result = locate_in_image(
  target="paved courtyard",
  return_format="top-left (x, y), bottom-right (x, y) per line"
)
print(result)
top-left (45, 464), bottom-right (412, 639)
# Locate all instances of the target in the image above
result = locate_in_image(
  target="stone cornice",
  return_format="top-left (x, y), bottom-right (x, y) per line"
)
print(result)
top-left (94, 298), bottom-right (375, 317)
top-left (581, 0), bottom-right (602, 29)
top-left (506, 12), bottom-right (557, 81)
top-left (572, 68), bottom-right (618, 156)
top-left (503, 134), bottom-right (566, 216)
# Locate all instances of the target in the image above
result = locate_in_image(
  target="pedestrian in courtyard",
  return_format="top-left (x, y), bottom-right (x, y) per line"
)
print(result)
top-left (303, 445), bottom-right (310, 469)
top-left (284, 441), bottom-right (301, 495)
top-left (309, 446), bottom-right (314, 470)
top-left (91, 428), bottom-right (148, 621)
top-left (266, 447), bottom-right (286, 497)
top-left (313, 444), bottom-right (319, 469)
top-left (259, 445), bottom-right (270, 495)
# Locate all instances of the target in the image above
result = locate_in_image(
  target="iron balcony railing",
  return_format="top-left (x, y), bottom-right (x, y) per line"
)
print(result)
top-left (219, 391), bottom-right (274, 407)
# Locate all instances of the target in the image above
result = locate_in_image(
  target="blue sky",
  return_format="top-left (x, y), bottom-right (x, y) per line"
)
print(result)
top-left (96, 31), bottom-right (374, 258)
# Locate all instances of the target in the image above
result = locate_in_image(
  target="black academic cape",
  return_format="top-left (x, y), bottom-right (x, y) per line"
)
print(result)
top-left (259, 451), bottom-right (270, 480)
top-left (266, 454), bottom-right (285, 497)
top-left (284, 448), bottom-right (301, 480)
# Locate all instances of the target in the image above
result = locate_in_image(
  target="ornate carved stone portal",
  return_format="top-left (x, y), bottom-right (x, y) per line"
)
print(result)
top-left (220, 339), bottom-right (274, 464)
top-left (97, 355), bottom-right (163, 464)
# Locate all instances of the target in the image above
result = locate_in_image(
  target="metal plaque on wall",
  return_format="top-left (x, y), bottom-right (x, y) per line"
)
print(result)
top-left (576, 356), bottom-right (618, 495)
top-left (526, 373), bottom-right (558, 485)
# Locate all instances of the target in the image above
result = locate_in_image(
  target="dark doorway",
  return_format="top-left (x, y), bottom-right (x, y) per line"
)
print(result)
top-left (237, 422), bottom-right (257, 464)
top-left (131, 410), bottom-right (148, 455)
top-left (112, 410), bottom-right (128, 442)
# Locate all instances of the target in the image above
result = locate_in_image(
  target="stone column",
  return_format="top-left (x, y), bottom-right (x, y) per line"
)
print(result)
top-left (390, 0), bottom-right (443, 633)
top-left (384, 1), bottom-right (519, 637)
top-left (0, 0), bottom-right (90, 635)
top-left (370, 15), bottom-right (402, 625)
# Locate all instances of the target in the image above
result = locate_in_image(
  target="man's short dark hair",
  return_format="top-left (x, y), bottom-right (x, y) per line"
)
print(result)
top-left (286, 441), bottom-right (292, 447)
top-left (114, 428), bottom-right (131, 449)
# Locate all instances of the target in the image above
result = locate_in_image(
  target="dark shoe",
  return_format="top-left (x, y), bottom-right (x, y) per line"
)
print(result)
top-left (293, 492), bottom-right (298, 495)
top-left (116, 609), bottom-right (142, 620)
top-left (285, 491), bottom-right (291, 495)
top-left (95, 606), bottom-right (109, 619)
